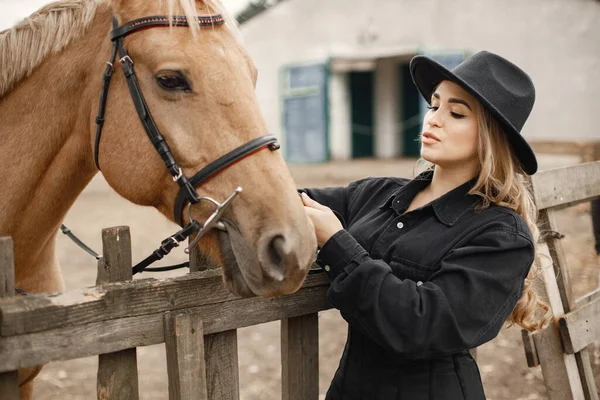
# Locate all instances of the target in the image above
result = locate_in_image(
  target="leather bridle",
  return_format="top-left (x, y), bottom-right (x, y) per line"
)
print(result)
top-left (93, 14), bottom-right (281, 274)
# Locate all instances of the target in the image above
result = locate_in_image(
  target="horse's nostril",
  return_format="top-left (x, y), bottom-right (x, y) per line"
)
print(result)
top-left (261, 234), bottom-right (291, 282)
top-left (268, 235), bottom-right (285, 266)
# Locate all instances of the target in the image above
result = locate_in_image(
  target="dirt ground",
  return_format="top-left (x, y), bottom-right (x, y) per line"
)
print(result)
top-left (33, 156), bottom-right (599, 400)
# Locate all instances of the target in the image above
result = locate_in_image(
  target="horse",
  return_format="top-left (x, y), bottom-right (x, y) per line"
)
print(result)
top-left (0, 0), bottom-right (317, 397)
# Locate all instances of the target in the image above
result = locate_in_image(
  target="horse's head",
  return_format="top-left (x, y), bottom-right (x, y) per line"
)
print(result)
top-left (94, 0), bottom-right (317, 297)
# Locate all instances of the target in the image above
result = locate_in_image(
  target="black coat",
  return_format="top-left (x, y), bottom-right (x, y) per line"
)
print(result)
top-left (301, 171), bottom-right (534, 400)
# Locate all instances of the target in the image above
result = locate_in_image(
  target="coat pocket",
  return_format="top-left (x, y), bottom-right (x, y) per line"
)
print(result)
top-left (389, 256), bottom-right (439, 283)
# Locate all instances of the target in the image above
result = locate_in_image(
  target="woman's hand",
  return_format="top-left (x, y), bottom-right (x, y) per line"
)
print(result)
top-left (301, 192), bottom-right (343, 247)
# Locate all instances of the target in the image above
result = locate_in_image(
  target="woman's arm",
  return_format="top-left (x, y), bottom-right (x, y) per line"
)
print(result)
top-left (317, 221), bottom-right (534, 360)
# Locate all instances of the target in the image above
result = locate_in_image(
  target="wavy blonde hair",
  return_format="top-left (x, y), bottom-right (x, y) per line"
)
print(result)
top-left (471, 102), bottom-right (551, 331)
top-left (416, 101), bottom-right (551, 332)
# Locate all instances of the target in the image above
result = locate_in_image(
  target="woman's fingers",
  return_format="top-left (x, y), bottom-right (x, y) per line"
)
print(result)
top-left (301, 192), bottom-right (329, 211)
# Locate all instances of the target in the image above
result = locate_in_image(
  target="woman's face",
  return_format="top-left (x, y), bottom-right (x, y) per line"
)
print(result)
top-left (420, 80), bottom-right (480, 171)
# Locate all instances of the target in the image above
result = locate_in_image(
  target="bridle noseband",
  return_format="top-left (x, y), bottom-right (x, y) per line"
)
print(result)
top-left (93, 14), bottom-right (281, 273)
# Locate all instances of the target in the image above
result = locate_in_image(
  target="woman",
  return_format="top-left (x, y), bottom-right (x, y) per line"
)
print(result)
top-left (301, 51), bottom-right (551, 399)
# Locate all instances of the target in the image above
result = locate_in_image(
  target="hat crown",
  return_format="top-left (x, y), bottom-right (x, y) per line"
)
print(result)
top-left (452, 51), bottom-right (535, 131)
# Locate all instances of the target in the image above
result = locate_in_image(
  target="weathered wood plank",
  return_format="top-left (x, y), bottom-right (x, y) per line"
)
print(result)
top-left (521, 329), bottom-right (539, 368)
top-left (0, 284), bottom-right (330, 372)
top-left (575, 287), bottom-right (600, 307)
top-left (0, 237), bottom-right (19, 400)
top-left (0, 370), bottom-right (19, 400)
top-left (529, 140), bottom-right (589, 156)
top-left (165, 311), bottom-right (207, 400)
top-left (539, 209), bottom-right (599, 396)
top-left (539, 209), bottom-right (575, 313)
top-left (524, 241), bottom-right (585, 399)
top-left (281, 313), bottom-right (319, 400)
top-left (97, 227), bottom-right (139, 400)
top-left (96, 227), bottom-right (132, 285)
top-left (189, 237), bottom-right (240, 400)
top-left (532, 325), bottom-right (584, 400)
top-left (559, 295), bottom-right (600, 354)
top-left (97, 348), bottom-right (138, 400)
top-left (531, 161), bottom-right (600, 211)
top-left (575, 350), bottom-right (600, 400)
top-left (0, 270), bottom-right (328, 337)
top-left (0, 237), bottom-right (15, 298)
top-left (204, 330), bottom-right (239, 400)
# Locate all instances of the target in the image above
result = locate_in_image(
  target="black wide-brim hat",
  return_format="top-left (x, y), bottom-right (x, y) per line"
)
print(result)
top-left (410, 51), bottom-right (538, 175)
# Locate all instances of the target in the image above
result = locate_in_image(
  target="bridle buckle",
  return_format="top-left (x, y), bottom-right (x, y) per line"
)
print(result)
top-left (172, 167), bottom-right (184, 182)
top-left (119, 55), bottom-right (133, 66)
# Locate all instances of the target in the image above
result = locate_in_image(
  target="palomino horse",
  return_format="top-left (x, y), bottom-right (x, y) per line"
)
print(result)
top-left (0, 0), bottom-right (317, 397)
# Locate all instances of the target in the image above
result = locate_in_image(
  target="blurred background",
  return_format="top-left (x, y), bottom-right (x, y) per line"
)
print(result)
top-left (2, 0), bottom-right (599, 399)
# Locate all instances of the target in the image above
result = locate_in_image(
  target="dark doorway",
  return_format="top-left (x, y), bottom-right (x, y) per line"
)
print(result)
top-left (350, 71), bottom-right (374, 158)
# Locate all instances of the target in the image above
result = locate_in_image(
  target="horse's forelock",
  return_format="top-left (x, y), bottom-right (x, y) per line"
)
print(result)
top-left (0, 0), bottom-right (103, 97)
top-left (0, 0), bottom-right (239, 98)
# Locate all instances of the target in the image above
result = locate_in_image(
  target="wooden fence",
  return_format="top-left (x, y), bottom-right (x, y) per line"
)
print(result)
top-left (0, 227), bottom-right (330, 400)
top-left (0, 158), bottom-right (599, 399)
top-left (521, 149), bottom-right (600, 400)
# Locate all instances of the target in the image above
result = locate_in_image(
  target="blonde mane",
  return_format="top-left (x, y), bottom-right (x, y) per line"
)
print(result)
top-left (0, 0), bottom-right (238, 98)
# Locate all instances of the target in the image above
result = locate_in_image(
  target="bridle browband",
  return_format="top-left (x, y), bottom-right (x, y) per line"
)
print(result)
top-left (93, 14), bottom-right (281, 274)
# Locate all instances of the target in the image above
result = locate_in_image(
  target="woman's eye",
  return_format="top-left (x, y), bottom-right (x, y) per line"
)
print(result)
top-left (451, 112), bottom-right (465, 119)
top-left (156, 75), bottom-right (191, 92)
top-left (427, 106), bottom-right (438, 111)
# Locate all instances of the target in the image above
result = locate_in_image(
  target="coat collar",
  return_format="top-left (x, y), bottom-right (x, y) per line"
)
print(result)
top-left (380, 169), bottom-right (481, 226)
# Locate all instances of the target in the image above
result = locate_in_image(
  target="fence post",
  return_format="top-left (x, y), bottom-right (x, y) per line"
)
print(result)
top-left (281, 313), bottom-right (319, 400)
top-left (96, 227), bottom-right (140, 400)
top-left (0, 237), bottom-right (20, 400)
top-left (164, 310), bottom-right (208, 400)
top-left (190, 245), bottom-right (240, 400)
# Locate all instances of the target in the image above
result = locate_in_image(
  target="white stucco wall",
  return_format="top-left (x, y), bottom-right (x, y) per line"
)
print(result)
top-left (241, 0), bottom-right (600, 151)
top-left (328, 72), bottom-right (352, 160)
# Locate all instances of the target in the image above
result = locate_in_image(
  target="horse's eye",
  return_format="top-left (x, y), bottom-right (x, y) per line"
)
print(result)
top-left (156, 74), bottom-right (191, 92)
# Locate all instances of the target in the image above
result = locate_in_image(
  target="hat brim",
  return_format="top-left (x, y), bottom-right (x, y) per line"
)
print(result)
top-left (409, 56), bottom-right (538, 175)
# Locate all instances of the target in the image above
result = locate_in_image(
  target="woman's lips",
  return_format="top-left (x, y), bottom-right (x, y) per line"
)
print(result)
top-left (422, 136), bottom-right (440, 145)
top-left (422, 132), bottom-right (440, 145)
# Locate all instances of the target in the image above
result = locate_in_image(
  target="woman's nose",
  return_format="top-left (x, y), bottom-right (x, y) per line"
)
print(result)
top-left (427, 109), bottom-right (442, 128)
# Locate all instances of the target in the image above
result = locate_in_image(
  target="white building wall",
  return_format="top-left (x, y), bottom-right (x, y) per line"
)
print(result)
top-left (240, 0), bottom-right (600, 150)
top-left (328, 72), bottom-right (352, 160)
top-left (374, 58), bottom-right (400, 158)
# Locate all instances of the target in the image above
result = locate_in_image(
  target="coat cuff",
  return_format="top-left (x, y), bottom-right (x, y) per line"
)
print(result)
top-left (316, 230), bottom-right (367, 280)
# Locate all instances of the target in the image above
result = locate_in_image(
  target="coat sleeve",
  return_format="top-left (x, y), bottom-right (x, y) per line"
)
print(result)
top-left (299, 179), bottom-right (368, 228)
top-left (317, 224), bottom-right (534, 359)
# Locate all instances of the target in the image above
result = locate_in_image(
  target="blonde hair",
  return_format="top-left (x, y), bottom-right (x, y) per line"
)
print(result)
top-left (471, 102), bottom-right (551, 331)
top-left (416, 101), bottom-right (551, 332)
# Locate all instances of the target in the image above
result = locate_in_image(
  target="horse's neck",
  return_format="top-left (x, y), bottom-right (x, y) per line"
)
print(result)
top-left (0, 5), bottom-right (113, 282)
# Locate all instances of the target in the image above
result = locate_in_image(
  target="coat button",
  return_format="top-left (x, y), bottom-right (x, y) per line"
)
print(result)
top-left (324, 265), bottom-right (331, 272)
top-left (396, 222), bottom-right (404, 229)
top-left (416, 281), bottom-right (423, 286)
